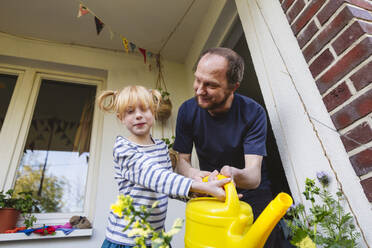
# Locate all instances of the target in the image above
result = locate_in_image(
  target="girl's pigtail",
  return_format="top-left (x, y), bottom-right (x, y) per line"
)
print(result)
top-left (97, 90), bottom-right (117, 113)
top-left (150, 89), bottom-right (162, 115)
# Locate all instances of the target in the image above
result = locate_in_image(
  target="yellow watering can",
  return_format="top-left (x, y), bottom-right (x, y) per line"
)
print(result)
top-left (185, 175), bottom-right (293, 248)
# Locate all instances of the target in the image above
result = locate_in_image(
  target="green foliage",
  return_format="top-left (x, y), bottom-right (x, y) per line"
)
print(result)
top-left (285, 173), bottom-right (360, 248)
top-left (0, 189), bottom-right (38, 228)
top-left (14, 165), bottom-right (65, 212)
top-left (161, 136), bottom-right (175, 149)
top-left (111, 195), bottom-right (183, 248)
top-left (157, 88), bottom-right (170, 101)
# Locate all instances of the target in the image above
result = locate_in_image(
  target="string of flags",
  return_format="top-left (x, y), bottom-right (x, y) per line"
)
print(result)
top-left (77, 2), bottom-right (155, 64)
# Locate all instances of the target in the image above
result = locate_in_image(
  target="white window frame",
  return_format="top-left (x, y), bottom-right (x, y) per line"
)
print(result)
top-left (0, 63), bottom-right (104, 225)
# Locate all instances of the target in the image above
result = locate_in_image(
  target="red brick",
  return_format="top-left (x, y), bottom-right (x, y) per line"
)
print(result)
top-left (350, 0), bottom-right (372, 11)
top-left (350, 60), bottom-right (372, 91)
top-left (287, 0), bottom-right (306, 24)
top-left (316, 37), bottom-right (372, 94)
top-left (303, 5), bottom-right (372, 62)
top-left (323, 81), bottom-right (351, 111)
top-left (309, 49), bottom-right (335, 77)
top-left (350, 148), bottom-right (372, 176)
top-left (282, 0), bottom-right (296, 12)
top-left (361, 177), bottom-right (372, 202)
top-left (291, 0), bottom-right (327, 35)
top-left (297, 21), bottom-right (319, 48)
top-left (341, 122), bottom-right (372, 151)
top-left (332, 21), bottom-right (372, 55)
top-left (331, 88), bottom-right (372, 129)
top-left (317, 0), bottom-right (372, 25)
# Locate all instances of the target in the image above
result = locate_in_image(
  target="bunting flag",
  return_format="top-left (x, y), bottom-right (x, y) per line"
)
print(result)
top-left (94, 17), bottom-right (104, 35)
top-left (77, 4), bottom-right (89, 18)
top-left (147, 51), bottom-right (153, 58)
top-left (121, 37), bottom-right (129, 53)
top-left (139, 48), bottom-right (147, 64)
top-left (129, 42), bottom-right (136, 52)
top-left (75, 3), bottom-right (155, 64)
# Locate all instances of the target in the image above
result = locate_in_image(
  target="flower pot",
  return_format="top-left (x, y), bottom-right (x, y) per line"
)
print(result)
top-left (0, 208), bottom-right (20, 233)
top-left (156, 99), bottom-right (172, 121)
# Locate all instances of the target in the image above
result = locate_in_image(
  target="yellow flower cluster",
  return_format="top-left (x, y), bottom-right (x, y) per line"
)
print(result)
top-left (110, 195), bottom-right (133, 218)
top-left (109, 194), bottom-right (183, 248)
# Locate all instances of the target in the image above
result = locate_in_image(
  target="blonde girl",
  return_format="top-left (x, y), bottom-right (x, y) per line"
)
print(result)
top-left (98, 85), bottom-right (230, 248)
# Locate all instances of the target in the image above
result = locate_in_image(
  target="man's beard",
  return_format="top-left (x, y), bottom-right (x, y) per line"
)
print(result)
top-left (195, 91), bottom-right (232, 113)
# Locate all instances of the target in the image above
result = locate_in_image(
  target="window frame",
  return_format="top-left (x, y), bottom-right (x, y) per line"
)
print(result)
top-left (0, 64), bottom-right (104, 225)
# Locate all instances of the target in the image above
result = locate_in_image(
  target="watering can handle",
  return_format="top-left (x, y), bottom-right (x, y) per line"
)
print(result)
top-left (202, 174), bottom-right (240, 212)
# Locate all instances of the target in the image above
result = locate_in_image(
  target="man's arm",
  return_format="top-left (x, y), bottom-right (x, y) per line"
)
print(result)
top-left (176, 153), bottom-right (211, 182)
top-left (220, 154), bottom-right (262, 189)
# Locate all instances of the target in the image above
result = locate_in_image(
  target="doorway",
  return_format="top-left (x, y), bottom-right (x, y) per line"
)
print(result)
top-left (223, 18), bottom-right (291, 197)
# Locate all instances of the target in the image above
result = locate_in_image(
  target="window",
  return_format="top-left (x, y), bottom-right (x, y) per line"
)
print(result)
top-left (0, 66), bottom-right (103, 224)
top-left (0, 73), bottom-right (17, 132)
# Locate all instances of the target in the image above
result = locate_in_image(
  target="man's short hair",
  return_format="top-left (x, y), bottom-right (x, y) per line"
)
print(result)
top-left (199, 47), bottom-right (244, 85)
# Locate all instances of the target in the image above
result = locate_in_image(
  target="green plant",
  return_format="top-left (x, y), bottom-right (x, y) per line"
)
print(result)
top-left (111, 195), bottom-right (183, 248)
top-left (161, 136), bottom-right (175, 149)
top-left (0, 189), bottom-right (38, 228)
top-left (285, 172), bottom-right (360, 248)
top-left (157, 88), bottom-right (170, 101)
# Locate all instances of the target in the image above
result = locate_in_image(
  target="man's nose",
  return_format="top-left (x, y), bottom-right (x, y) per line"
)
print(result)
top-left (195, 84), bottom-right (206, 95)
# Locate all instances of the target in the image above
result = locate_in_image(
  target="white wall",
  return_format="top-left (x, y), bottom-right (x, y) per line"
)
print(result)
top-left (235, 0), bottom-right (371, 246)
top-left (0, 32), bottom-right (191, 248)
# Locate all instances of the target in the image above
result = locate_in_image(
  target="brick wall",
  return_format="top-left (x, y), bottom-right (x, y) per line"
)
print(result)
top-left (280, 0), bottom-right (372, 202)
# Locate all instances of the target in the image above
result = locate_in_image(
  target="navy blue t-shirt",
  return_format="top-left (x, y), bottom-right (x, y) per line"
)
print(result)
top-left (173, 93), bottom-right (270, 190)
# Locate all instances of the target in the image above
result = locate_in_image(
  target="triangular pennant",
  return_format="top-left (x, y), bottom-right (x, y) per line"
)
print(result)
top-left (94, 17), bottom-right (104, 35)
top-left (77, 4), bottom-right (89, 18)
top-left (139, 48), bottom-right (147, 64)
top-left (121, 36), bottom-right (129, 53)
top-left (129, 42), bottom-right (136, 52)
top-left (147, 51), bottom-right (153, 58)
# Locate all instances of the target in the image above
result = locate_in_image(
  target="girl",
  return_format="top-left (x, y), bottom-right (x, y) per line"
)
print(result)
top-left (98, 85), bottom-right (230, 248)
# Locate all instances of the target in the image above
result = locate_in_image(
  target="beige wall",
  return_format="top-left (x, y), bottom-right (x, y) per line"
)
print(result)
top-left (0, 32), bottom-right (192, 248)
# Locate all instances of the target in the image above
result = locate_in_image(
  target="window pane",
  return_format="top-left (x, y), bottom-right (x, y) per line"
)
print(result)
top-left (13, 79), bottom-right (96, 213)
top-left (0, 74), bottom-right (17, 131)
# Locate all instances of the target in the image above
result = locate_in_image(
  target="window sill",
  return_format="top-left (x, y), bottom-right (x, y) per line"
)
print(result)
top-left (0, 229), bottom-right (93, 242)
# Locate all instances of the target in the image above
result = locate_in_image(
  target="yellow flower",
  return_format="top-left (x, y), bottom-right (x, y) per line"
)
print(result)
top-left (111, 203), bottom-right (123, 218)
top-left (295, 235), bottom-right (316, 248)
top-left (151, 201), bottom-right (159, 208)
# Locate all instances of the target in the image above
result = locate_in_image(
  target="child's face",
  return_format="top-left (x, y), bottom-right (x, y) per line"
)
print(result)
top-left (120, 106), bottom-right (154, 138)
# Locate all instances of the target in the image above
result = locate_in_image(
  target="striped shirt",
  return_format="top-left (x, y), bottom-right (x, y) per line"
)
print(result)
top-left (105, 136), bottom-right (193, 246)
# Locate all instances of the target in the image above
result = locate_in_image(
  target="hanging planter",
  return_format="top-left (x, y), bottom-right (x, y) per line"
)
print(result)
top-left (155, 55), bottom-right (172, 122)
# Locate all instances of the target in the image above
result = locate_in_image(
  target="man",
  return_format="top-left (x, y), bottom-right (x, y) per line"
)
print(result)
top-left (173, 47), bottom-right (280, 247)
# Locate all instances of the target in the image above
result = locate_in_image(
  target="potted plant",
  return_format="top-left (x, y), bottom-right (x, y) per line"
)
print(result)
top-left (284, 172), bottom-right (360, 247)
top-left (0, 189), bottom-right (38, 233)
top-left (155, 54), bottom-right (172, 122)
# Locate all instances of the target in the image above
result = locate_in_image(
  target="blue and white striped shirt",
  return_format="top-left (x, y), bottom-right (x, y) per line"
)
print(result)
top-left (105, 136), bottom-right (193, 246)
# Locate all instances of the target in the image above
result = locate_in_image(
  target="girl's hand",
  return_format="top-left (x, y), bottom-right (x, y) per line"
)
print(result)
top-left (205, 177), bottom-right (231, 201)
top-left (190, 177), bottom-right (231, 201)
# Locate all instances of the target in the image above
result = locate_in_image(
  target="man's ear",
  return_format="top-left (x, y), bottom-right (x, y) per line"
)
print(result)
top-left (233, 82), bottom-right (240, 92)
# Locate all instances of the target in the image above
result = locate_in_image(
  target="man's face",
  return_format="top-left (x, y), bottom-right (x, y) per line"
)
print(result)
top-left (193, 54), bottom-right (237, 113)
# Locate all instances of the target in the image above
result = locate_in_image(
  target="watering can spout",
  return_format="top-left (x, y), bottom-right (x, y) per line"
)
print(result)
top-left (242, 192), bottom-right (293, 248)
